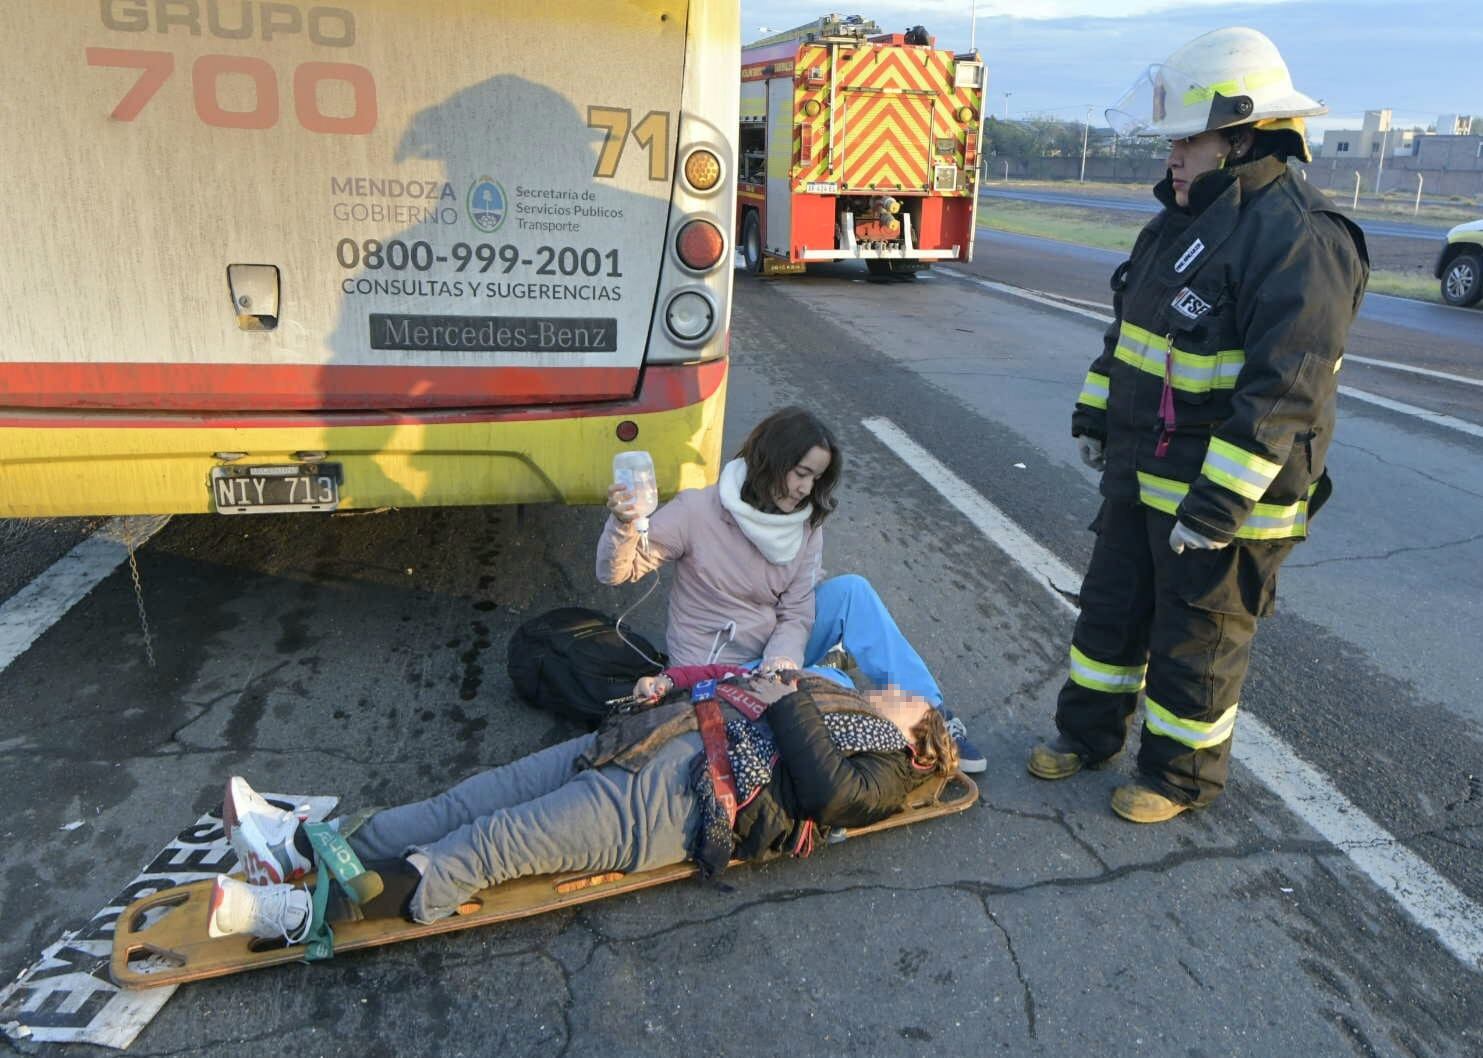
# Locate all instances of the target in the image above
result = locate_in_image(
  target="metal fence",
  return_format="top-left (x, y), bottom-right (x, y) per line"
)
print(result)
top-left (1304, 156), bottom-right (1483, 201)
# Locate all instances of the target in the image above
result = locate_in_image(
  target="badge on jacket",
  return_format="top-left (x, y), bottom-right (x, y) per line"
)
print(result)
top-left (1171, 286), bottom-right (1213, 320)
top-left (1173, 238), bottom-right (1205, 274)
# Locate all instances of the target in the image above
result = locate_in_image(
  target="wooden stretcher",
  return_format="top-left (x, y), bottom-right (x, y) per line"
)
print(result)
top-left (110, 773), bottom-right (977, 989)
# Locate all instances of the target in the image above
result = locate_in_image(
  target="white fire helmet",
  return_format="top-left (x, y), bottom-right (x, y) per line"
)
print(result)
top-left (1106, 27), bottom-right (1326, 143)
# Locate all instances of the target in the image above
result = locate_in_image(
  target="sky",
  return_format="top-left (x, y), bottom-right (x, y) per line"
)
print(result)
top-left (738, 1), bottom-right (1483, 135)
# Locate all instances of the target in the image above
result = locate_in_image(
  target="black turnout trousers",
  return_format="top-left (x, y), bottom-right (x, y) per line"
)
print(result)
top-left (1055, 500), bottom-right (1294, 806)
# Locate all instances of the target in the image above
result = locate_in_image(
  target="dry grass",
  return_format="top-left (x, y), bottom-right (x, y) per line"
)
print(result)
top-left (977, 199), bottom-right (1137, 254)
top-left (1363, 271), bottom-right (1443, 302)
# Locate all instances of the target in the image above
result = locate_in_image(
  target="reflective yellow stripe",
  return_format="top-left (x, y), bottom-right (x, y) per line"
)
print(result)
top-left (1135, 471), bottom-right (1313, 540)
top-left (1242, 68), bottom-right (1286, 93)
top-left (1078, 370), bottom-right (1109, 410)
top-left (1145, 697), bottom-right (1239, 749)
top-left (1201, 437), bottom-right (1282, 502)
top-left (1181, 68), bottom-right (1287, 106)
top-left (1241, 492), bottom-right (1313, 539)
top-left (1069, 645), bottom-right (1146, 695)
top-left (1136, 472), bottom-right (1185, 516)
top-left (1333, 356), bottom-right (1343, 374)
top-left (1114, 321), bottom-right (1243, 395)
top-left (1113, 322), bottom-right (1166, 376)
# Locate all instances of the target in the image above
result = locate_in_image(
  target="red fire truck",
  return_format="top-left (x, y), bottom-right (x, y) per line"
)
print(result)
top-left (737, 15), bottom-right (986, 277)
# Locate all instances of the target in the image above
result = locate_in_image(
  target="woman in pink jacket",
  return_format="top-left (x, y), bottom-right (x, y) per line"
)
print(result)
top-left (597, 407), bottom-right (985, 773)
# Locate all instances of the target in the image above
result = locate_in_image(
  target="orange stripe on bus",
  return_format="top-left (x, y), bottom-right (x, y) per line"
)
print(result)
top-left (0, 361), bottom-right (727, 430)
top-left (0, 363), bottom-right (641, 413)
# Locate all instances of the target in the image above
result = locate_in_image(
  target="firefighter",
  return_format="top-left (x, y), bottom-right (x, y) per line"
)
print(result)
top-left (1027, 27), bottom-right (1369, 821)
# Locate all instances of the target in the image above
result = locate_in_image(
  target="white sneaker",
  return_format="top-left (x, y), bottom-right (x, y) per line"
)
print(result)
top-left (207, 875), bottom-right (312, 943)
top-left (223, 776), bottom-right (312, 885)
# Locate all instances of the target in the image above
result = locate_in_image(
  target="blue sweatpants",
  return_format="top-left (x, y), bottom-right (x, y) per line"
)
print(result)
top-left (789, 574), bottom-right (944, 707)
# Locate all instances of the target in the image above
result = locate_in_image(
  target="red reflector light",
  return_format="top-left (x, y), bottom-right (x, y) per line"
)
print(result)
top-left (676, 220), bottom-right (725, 271)
top-left (616, 420), bottom-right (639, 442)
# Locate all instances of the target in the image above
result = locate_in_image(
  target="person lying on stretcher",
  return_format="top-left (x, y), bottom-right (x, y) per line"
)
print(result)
top-left (208, 669), bottom-right (960, 944)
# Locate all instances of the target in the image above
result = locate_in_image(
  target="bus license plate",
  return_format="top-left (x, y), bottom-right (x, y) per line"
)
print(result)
top-left (210, 464), bottom-right (342, 515)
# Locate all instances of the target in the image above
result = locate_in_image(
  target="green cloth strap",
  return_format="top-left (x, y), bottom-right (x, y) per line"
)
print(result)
top-left (303, 863), bottom-right (336, 962)
top-left (299, 821), bottom-right (380, 961)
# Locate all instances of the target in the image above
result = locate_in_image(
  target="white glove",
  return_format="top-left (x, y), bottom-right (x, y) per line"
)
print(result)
top-left (1169, 521), bottom-right (1228, 554)
top-left (1076, 436), bottom-right (1106, 471)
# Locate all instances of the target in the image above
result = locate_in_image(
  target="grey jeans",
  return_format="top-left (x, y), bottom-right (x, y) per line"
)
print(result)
top-left (349, 731), bottom-right (704, 923)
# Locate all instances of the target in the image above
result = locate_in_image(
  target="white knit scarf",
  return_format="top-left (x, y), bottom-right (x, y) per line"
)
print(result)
top-left (717, 458), bottom-right (810, 565)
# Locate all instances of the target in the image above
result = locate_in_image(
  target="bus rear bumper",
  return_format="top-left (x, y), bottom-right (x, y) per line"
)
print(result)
top-left (0, 361), bottom-right (727, 517)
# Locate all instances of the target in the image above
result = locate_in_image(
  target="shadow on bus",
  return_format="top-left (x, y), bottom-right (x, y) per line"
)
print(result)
top-left (319, 74), bottom-right (666, 511)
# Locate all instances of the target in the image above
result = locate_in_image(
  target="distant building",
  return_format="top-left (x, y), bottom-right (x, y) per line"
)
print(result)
top-left (1413, 134), bottom-right (1483, 170)
top-left (1319, 109), bottom-right (1418, 159)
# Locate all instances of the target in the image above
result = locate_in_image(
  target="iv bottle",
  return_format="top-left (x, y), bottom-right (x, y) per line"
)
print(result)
top-left (612, 450), bottom-right (659, 534)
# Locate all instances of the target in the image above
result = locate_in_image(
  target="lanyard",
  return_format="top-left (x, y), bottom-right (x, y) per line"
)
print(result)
top-left (693, 680), bottom-right (740, 826)
top-left (1156, 332), bottom-right (1177, 458)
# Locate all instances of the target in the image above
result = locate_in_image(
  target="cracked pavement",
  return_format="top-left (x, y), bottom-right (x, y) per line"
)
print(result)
top-left (4, 257), bottom-right (1483, 1056)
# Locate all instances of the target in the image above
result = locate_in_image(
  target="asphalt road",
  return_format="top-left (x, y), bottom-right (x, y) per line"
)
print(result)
top-left (963, 228), bottom-right (1483, 384)
top-left (2, 250), bottom-right (1481, 1056)
top-left (941, 228), bottom-right (1483, 735)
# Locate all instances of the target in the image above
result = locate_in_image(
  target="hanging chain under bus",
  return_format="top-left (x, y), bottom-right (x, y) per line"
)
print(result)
top-left (116, 516), bottom-right (170, 669)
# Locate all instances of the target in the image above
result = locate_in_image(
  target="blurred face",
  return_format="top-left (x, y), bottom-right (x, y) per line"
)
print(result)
top-left (1166, 129), bottom-right (1247, 206)
top-left (774, 445), bottom-right (832, 512)
top-left (863, 688), bottom-right (932, 739)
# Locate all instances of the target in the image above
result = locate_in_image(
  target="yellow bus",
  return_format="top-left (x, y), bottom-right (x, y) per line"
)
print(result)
top-left (1, 1), bottom-right (737, 517)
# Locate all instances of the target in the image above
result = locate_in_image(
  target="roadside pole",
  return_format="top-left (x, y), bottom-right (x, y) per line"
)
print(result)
top-left (1079, 106), bottom-right (1091, 183)
top-left (1375, 126), bottom-right (1390, 194)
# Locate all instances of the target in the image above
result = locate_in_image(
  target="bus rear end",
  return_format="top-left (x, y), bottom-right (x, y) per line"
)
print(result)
top-left (0, 0), bottom-right (737, 517)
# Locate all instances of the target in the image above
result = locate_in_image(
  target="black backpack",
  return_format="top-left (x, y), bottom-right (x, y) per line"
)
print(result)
top-left (507, 607), bottom-right (665, 727)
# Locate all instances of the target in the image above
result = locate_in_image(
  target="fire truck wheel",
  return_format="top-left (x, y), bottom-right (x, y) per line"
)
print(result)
top-left (742, 211), bottom-right (763, 274)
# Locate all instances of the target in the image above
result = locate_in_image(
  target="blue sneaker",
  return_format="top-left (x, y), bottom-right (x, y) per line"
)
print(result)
top-left (940, 709), bottom-right (987, 774)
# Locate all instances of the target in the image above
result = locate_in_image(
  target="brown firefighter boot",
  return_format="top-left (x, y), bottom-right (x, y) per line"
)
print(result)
top-left (1026, 735), bottom-right (1089, 780)
top-left (1110, 782), bottom-right (1190, 823)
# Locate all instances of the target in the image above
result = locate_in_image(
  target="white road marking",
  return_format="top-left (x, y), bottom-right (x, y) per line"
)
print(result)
top-left (1344, 354), bottom-right (1483, 389)
top-left (0, 516), bottom-right (169, 676)
top-left (938, 265), bottom-right (1115, 323)
top-left (863, 415), bottom-right (1483, 972)
top-left (1337, 386), bottom-right (1483, 440)
top-left (940, 267), bottom-right (1483, 442)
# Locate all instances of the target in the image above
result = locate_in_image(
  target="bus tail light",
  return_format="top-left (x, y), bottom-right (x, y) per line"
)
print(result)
top-left (676, 220), bottom-right (725, 271)
top-left (683, 149), bottom-right (722, 192)
top-left (664, 290), bottom-right (716, 344)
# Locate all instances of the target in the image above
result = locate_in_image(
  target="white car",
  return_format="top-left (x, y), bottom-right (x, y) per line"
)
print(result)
top-left (1436, 218), bottom-right (1483, 307)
